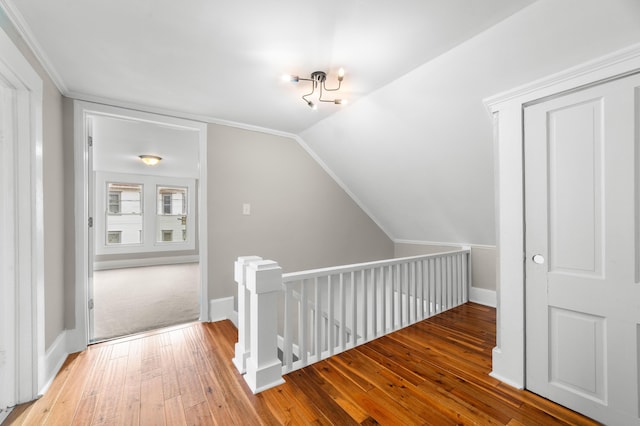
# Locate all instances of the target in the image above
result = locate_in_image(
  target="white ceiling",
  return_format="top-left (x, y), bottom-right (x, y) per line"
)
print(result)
top-left (7, 0), bottom-right (535, 134)
top-left (92, 115), bottom-right (200, 178)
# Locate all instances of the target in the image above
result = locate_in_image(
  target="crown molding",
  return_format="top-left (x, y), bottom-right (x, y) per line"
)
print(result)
top-left (0, 0), bottom-right (68, 94)
top-left (67, 90), bottom-right (298, 140)
top-left (484, 41), bottom-right (640, 110)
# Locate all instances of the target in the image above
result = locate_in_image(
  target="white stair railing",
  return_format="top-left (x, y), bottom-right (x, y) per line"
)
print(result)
top-left (234, 248), bottom-right (471, 394)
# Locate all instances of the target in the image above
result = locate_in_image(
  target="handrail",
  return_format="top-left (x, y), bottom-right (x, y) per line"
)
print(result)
top-left (282, 249), bottom-right (468, 282)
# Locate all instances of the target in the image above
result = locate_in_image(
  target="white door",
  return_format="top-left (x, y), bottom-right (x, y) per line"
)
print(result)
top-left (525, 73), bottom-right (640, 425)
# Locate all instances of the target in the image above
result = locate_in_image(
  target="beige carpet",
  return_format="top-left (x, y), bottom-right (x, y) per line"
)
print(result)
top-left (92, 263), bottom-right (200, 341)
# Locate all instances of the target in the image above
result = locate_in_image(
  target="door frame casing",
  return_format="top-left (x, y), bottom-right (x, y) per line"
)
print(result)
top-left (484, 42), bottom-right (640, 389)
top-left (70, 101), bottom-right (208, 351)
top-left (0, 24), bottom-right (45, 412)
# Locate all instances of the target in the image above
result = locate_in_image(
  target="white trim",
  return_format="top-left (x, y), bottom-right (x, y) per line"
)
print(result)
top-left (0, 21), bottom-right (45, 407)
top-left (394, 239), bottom-right (497, 250)
top-left (68, 90), bottom-right (298, 141)
top-left (73, 101), bottom-right (209, 348)
top-left (0, 0), bottom-right (68, 94)
top-left (209, 297), bottom-right (235, 323)
top-left (485, 42), bottom-right (640, 390)
top-left (484, 42), bottom-right (640, 109)
top-left (489, 360), bottom-right (524, 390)
top-left (39, 331), bottom-right (68, 396)
top-left (469, 287), bottom-right (496, 308)
top-left (93, 255), bottom-right (199, 271)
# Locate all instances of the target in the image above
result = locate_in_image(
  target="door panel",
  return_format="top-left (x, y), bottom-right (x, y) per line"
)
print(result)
top-left (525, 73), bottom-right (640, 425)
top-left (547, 99), bottom-right (603, 277)
top-left (549, 307), bottom-right (605, 403)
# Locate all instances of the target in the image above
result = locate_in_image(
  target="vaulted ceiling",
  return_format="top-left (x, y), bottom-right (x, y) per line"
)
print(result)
top-left (6, 0), bottom-right (640, 245)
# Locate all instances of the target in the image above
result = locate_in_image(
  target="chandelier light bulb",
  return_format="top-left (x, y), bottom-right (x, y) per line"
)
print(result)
top-left (337, 67), bottom-right (345, 81)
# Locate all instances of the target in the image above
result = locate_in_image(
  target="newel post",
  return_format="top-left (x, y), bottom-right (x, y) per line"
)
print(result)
top-left (233, 256), bottom-right (262, 374)
top-left (244, 259), bottom-right (285, 393)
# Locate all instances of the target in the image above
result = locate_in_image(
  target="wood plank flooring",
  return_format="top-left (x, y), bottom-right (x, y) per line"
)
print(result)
top-left (3, 303), bottom-right (599, 425)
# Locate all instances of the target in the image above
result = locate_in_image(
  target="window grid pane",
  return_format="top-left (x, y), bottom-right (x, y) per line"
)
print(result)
top-left (156, 186), bottom-right (188, 243)
top-left (106, 182), bottom-right (143, 245)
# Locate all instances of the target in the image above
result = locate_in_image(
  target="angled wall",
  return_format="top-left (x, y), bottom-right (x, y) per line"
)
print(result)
top-left (300, 0), bottom-right (640, 248)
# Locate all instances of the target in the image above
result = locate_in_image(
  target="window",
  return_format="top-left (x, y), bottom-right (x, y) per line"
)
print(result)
top-left (105, 183), bottom-right (143, 245)
top-left (95, 172), bottom-right (196, 255)
top-left (107, 231), bottom-right (121, 244)
top-left (163, 194), bottom-right (172, 214)
top-left (108, 192), bottom-right (121, 214)
top-left (157, 186), bottom-right (187, 243)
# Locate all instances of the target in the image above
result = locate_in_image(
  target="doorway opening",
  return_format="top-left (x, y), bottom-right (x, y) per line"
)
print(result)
top-left (74, 102), bottom-right (208, 345)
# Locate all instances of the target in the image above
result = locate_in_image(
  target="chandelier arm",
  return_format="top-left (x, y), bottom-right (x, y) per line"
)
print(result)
top-left (301, 80), bottom-right (316, 105)
top-left (318, 83), bottom-right (338, 103)
top-left (322, 79), bottom-right (342, 92)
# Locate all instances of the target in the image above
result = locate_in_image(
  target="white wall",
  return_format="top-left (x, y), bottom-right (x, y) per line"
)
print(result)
top-left (300, 0), bottom-right (640, 247)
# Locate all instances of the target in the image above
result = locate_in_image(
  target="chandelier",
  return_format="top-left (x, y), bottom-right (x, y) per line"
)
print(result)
top-left (283, 68), bottom-right (347, 109)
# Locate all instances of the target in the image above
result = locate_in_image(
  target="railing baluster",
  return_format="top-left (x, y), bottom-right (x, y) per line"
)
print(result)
top-left (284, 284), bottom-right (293, 372)
top-left (396, 264), bottom-right (402, 327)
top-left (456, 253), bottom-right (462, 305)
top-left (300, 279), bottom-right (308, 365)
top-left (388, 265), bottom-right (393, 330)
top-left (404, 263), bottom-right (409, 326)
top-left (448, 255), bottom-right (453, 309)
top-left (339, 273), bottom-right (345, 351)
top-left (417, 260), bottom-right (424, 320)
top-left (351, 270), bottom-right (356, 346)
top-left (463, 251), bottom-right (469, 302)
top-left (452, 255), bottom-right (458, 306)
top-left (412, 261), bottom-right (417, 322)
top-left (381, 266), bottom-right (386, 334)
top-left (428, 258), bottom-right (434, 315)
top-left (327, 274), bottom-right (334, 356)
top-left (361, 269), bottom-right (367, 342)
top-left (436, 258), bottom-right (443, 313)
top-left (371, 268), bottom-right (377, 338)
top-left (314, 277), bottom-right (321, 359)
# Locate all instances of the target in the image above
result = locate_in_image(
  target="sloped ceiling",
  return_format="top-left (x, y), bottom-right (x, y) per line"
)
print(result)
top-left (5, 0), bottom-right (640, 245)
top-left (300, 0), bottom-right (640, 245)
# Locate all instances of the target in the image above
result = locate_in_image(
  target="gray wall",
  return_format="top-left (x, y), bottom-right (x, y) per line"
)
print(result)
top-left (2, 7), bottom-right (395, 348)
top-left (207, 124), bottom-right (394, 300)
top-left (0, 10), bottom-right (67, 348)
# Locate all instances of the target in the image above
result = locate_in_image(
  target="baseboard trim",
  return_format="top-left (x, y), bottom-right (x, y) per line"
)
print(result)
top-left (489, 370), bottom-right (524, 390)
top-left (93, 255), bottom-right (199, 271)
top-left (469, 287), bottom-right (496, 308)
top-left (209, 296), bottom-right (235, 322)
top-left (39, 330), bottom-right (70, 396)
top-left (0, 408), bottom-right (11, 424)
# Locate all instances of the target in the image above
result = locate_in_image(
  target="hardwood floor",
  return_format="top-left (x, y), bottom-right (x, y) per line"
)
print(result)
top-left (3, 303), bottom-right (599, 425)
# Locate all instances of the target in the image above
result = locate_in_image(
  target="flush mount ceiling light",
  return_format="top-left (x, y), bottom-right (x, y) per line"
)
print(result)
top-left (138, 154), bottom-right (162, 166)
top-left (282, 68), bottom-right (348, 109)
